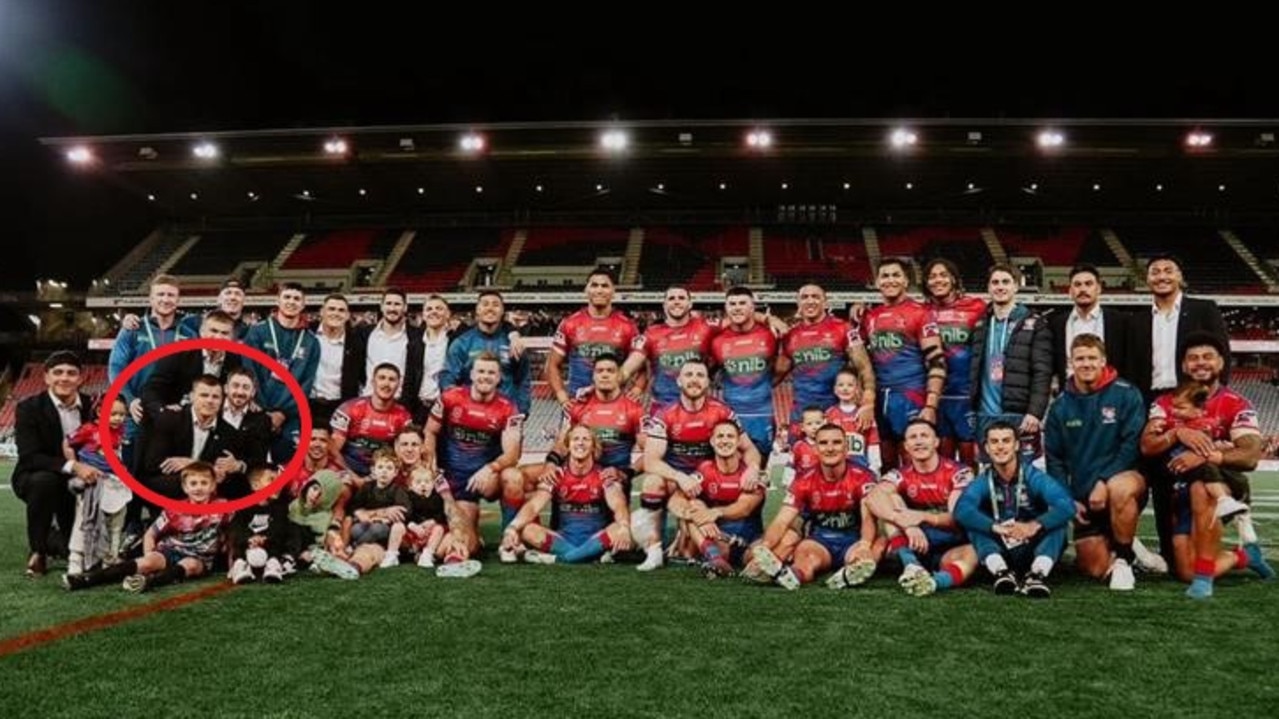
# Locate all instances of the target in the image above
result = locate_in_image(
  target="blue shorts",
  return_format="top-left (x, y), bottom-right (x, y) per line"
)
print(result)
top-left (719, 518), bottom-right (763, 566)
top-left (876, 388), bottom-right (924, 441)
top-left (558, 515), bottom-right (610, 546)
top-left (443, 469), bottom-right (483, 504)
top-left (809, 529), bottom-right (861, 563)
top-left (160, 548), bottom-right (209, 573)
top-left (919, 526), bottom-right (967, 567)
top-left (737, 415), bottom-right (775, 463)
top-left (937, 396), bottom-right (976, 442)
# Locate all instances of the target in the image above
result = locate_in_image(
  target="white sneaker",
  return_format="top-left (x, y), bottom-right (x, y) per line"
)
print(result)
top-left (750, 545), bottom-right (800, 590)
top-left (1109, 558), bottom-right (1136, 591)
top-left (311, 548), bottom-right (359, 580)
top-left (417, 551), bottom-right (435, 569)
top-left (637, 545), bottom-right (665, 572)
top-left (825, 558), bottom-right (876, 590)
top-left (229, 558), bottom-right (254, 585)
top-left (498, 547), bottom-right (520, 564)
top-left (523, 549), bottom-right (557, 565)
top-left (1215, 496), bottom-right (1250, 521)
top-left (1131, 538), bottom-right (1169, 575)
top-left (1234, 512), bottom-right (1259, 545)
top-left (436, 559), bottom-right (483, 579)
top-left (598, 551), bottom-right (615, 564)
top-left (263, 558), bottom-right (284, 584)
top-left (379, 552), bottom-right (400, 569)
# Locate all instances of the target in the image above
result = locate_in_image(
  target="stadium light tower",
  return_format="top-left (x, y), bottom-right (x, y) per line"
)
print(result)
top-left (192, 142), bottom-right (220, 160)
top-left (745, 129), bottom-right (773, 150)
top-left (1036, 129), bottom-right (1065, 151)
top-left (65, 146), bottom-right (94, 165)
top-left (459, 133), bottom-right (486, 154)
top-left (323, 137), bottom-right (349, 155)
top-left (889, 127), bottom-right (918, 150)
top-left (1185, 130), bottom-right (1213, 149)
top-left (599, 129), bottom-right (629, 153)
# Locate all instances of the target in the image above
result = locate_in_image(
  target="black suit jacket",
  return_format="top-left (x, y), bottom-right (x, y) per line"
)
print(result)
top-left (14, 391), bottom-right (94, 480)
top-left (224, 408), bottom-right (273, 467)
top-left (139, 407), bottom-right (241, 479)
top-left (1048, 306), bottom-right (1131, 387)
top-left (140, 350), bottom-right (242, 420)
top-left (1125, 295), bottom-right (1231, 395)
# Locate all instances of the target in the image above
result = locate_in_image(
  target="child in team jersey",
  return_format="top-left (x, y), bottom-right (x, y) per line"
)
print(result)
top-left (63, 396), bottom-right (133, 573)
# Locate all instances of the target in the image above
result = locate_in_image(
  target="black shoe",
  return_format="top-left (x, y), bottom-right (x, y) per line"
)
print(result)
top-left (992, 568), bottom-right (1019, 595)
top-left (62, 573), bottom-right (90, 592)
top-left (1020, 571), bottom-right (1051, 599)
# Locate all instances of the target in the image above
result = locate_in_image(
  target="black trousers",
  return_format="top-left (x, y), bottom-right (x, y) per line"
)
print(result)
top-left (12, 470), bottom-right (74, 556)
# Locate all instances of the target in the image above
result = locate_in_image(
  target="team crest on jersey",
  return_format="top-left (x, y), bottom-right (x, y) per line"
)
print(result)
top-left (450, 407), bottom-right (464, 422)
top-left (906, 484), bottom-right (919, 499)
top-left (1101, 406), bottom-right (1117, 424)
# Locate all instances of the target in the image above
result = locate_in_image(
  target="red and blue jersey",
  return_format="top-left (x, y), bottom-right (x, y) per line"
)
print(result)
top-left (645, 398), bottom-right (740, 474)
top-left (431, 386), bottom-right (522, 482)
top-left (331, 397), bottom-right (414, 476)
top-left (1150, 387), bottom-right (1260, 443)
top-left (823, 405), bottom-right (874, 462)
top-left (695, 459), bottom-right (764, 508)
top-left (881, 458), bottom-right (973, 512)
top-left (782, 316), bottom-right (859, 411)
top-left (860, 300), bottom-right (938, 393)
top-left (929, 295), bottom-right (986, 396)
top-left (546, 465), bottom-right (615, 532)
top-left (784, 461), bottom-right (876, 534)
top-left (563, 392), bottom-right (645, 469)
top-left (791, 439), bottom-right (821, 474)
top-left (632, 317), bottom-right (718, 408)
top-left (553, 309), bottom-right (639, 395)
top-left (711, 324), bottom-right (777, 418)
top-left (152, 510), bottom-right (230, 560)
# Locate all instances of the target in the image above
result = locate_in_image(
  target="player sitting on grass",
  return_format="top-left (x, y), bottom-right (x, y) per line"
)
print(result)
top-left (955, 421), bottom-right (1074, 598)
top-left (346, 448), bottom-right (412, 569)
top-left (866, 418), bottom-right (977, 596)
top-left (227, 466), bottom-right (292, 585)
top-left (747, 424), bottom-right (880, 590)
top-left (65, 462), bottom-right (230, 593)
top-left (500, 425), bottom-right (633, 564)
top-left (668, 421), bottom-right (765, 578)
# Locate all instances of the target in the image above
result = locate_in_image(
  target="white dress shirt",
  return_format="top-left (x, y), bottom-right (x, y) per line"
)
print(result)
top-left (313, 331), bottom-right (346, 400)
top-left (363, 323), bottom-right (408, 397)
top-left (1150, 292), bottom-right (1183, 391)
top-left (191, 409), bottom-right (216, 460)
top-left (1065, 305), bottom-right (1105, 375)
top-left (419, 328), bottom-right (449, 404)
top-left (52, 391), bottom-right (83, 474)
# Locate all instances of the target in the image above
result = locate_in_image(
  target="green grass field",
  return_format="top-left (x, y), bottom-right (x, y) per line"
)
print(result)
top-left (1, 464), bottom-right (1277, 718)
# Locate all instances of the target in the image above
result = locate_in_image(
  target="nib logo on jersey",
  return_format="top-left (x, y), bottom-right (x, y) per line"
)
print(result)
top-left (791, 346), bottom-right (835, 364)
top-left (578, 342), bottom-right (621, 360)
top-left (867, 332), bottom-right (906, 351)
top-left (938, 325), bottom-right (971, 345)
top-left (659, 349), bottom-right (704, 370)
top-left (723, 356), bottom-right (768, 374)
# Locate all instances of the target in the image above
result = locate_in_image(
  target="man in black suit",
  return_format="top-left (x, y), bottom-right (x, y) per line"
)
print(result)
top-left (140, 310), bottom-right (240, 419)
top-left (1125, 253), bottom-right (1231, 565)
top-left (213, 367), bottom-right (274, 498)
top-left (308, 293), bottom-right (360, 428)
top-left (1048, 264), bottom-right (1130, 389)
top-left (13, 351), bottom-right (96, 576)
top-left (137, 375), bottom-right (240, 500)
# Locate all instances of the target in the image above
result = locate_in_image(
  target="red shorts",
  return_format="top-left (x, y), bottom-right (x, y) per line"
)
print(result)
top-left (403, 522), bottom-right (441, 552)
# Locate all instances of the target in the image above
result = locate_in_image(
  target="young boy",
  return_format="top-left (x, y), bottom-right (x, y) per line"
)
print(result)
top-left (347, 448), bottom-right (413, 568)
top-left (227, 466), bottom-right (292, 584)
top-left (403, 467), bottom-right (450, 568)
top-left (64, 396), bottom-right (133, 573)
top-left (64, 462), bottom-right (229, 593)
top-left (824, 368), bottom-right (880, 470)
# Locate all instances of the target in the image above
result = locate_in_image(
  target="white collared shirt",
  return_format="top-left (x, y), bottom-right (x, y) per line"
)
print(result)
top-left (313, 330), bottom-right (346, 400)
top-left (202, 351), bottom-right (224, 377)
top-left (52, 391), bottom-right (83, 474)
top-left (419, 328), bottom-right (450, 403)
top-left (1151, 292), bottom-right (1183, 391)
top-left (221, 405), bottom-right (246, 430)
top-left (1065, 305), bottom-right (1104, 375)
top-left (363, 323), bottom-right (408, 397)
top-left (191, 409), bottom-right (216, 460)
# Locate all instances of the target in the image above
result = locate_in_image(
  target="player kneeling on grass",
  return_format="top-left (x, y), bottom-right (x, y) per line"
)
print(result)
top-left (866, 418), bottom-right (977, 596)
top-left (500, 425), bottom-right (633, 564)
top-left (65, 462), bottom-right (230, 593)
top-left (347, 448), bottom-right (412, 569)
top-left (668, 421), bottom-right (765, 578)
top-left (954, 421), bottom-right (1075, 598)
top-left (747, 424), bottom-right (879, 590)
top-left (228, 465), bottom-right (292, 584)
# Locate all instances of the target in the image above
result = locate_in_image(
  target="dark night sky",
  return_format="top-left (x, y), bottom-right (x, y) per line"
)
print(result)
top-left (1, 1), bottom-right (1275, 289)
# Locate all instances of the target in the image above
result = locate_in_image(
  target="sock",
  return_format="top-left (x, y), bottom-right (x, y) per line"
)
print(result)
top-left (86, 559), bottom-right (138, 586)
top-left (147, 563), bottom-right (188, 589)
top-left (562, 531), bottom-right (611, 564)
top-left (500, 499), bottom-right (523, 530)
top-left (1234, 547), bottom-right (1250, 571)
top-left (700, 539), bottom-right (726, 564)
top-left (1030, 556), bottom-right (1055, 576)
top-left (1194, 557), bottom-right (1216, 582)
top-left (896, 547), bottom-right (921, 569)
top-left (935, 563), bottom-right (965, 591)
top-left (984, 555), bottom-right (1008, 575)
top-left (1114, 542), bottom-right (1135, 563)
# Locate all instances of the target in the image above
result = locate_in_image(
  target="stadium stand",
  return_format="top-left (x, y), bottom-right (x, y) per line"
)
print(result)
top-left (169, 230), bottom-right (293, 277)
top-left (763, 228), bottom-right (867, 290)
top-left (876, 226), bottom-right (993, 289)
top-left (640, 226), bottom-right (748, 291)
top-left (281, 229), bottom-right (401, 270)
top-left (1116, 226), bottom-right (1257, 293)
top-left (387, 227), bottom-right (510, 292)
